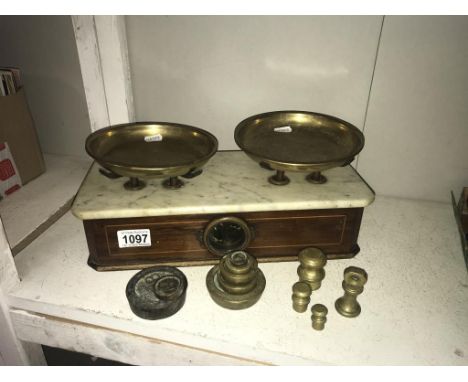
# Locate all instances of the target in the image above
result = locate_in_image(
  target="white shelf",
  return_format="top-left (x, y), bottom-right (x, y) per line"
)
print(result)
top-left (0, 154), bottom-right (91, 254)
top-left (7, 195), bottom-right (468, 365)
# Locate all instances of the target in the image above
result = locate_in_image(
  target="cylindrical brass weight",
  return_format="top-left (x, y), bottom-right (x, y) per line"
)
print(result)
top-left (335, 266), bottom-right (368, 318)
top-left (206, 251), bottom-right (266, 310)
top-left (291, 282), bottom-right (312, 313)
top-left (297, 247), bottom-right (327, 291)
top-left (311, 304), bottom-right (328, 330)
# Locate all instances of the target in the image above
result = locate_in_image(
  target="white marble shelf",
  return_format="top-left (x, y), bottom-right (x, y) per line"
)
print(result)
top-left (0, 154), bottom-right (91, 254)
top-left (8, 195), bottom-right (468, 365)
top-left (72, 151), bottom-right (375, 220)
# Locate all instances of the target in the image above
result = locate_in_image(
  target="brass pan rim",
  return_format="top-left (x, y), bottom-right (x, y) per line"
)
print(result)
top-left (234, 110), bottom-right (364, 168)
top-left (85, 121), bottom-right (218, 178)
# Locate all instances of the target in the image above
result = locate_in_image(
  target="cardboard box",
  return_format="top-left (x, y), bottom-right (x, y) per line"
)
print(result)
top-left (0, 142), bottom-right (22, 199)
top-left (0, 88), bottom-right (45, 191)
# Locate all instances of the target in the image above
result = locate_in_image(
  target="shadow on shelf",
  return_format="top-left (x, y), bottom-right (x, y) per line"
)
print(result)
top-left (42, 345), bottom-right (129, 366)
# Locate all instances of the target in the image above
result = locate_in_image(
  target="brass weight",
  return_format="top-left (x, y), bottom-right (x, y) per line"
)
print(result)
top-left (206, 251), bottom-right (266, 310)
top-left (297, 247), bottom-right (327, 291)
top-left (291, 282), bottom-right (312, 313)
top-left (335, 266), bottom-right (368, 318)
top-left (311, 304), bottom-right (328, 330)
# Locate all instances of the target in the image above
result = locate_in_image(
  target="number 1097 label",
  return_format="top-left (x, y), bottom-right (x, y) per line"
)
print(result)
top-left (117, 229), bottom-right (151, 248)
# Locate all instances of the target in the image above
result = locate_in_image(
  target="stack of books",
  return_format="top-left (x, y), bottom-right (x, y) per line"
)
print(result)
top-left (0, 67), bottom-right (21, 96)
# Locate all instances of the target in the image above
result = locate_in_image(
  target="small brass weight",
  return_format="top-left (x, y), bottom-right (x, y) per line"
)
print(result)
top-left (291, 282), bottom-right (312, 313)
top-left (335, 266), bottom-right (368, 318)
top-left (311, 304), bottom-right (328, 330)
top-left (297, 247), bottom-right (327, 291)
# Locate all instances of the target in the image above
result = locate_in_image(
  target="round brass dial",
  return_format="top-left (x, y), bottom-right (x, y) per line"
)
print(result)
top-left (203, 216), bottom-right (253, 256)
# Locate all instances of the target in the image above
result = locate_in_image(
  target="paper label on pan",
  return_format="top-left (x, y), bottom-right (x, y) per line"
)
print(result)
top-left (274, 126), bottom-right (292, 133)
top-left (144, 134), bottom-right (163, 142)
top-left (117, 229), bottom-right (151, 248)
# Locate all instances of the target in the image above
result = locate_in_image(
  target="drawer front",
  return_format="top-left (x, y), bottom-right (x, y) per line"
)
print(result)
top-left (84, 208), bottom-right (363, 270)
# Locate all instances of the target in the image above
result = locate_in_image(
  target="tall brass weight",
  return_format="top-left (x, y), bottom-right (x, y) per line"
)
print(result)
top-left (335, 266), bottom-right (368, 318)
top-left (297, 247), bottom-right (327, 291)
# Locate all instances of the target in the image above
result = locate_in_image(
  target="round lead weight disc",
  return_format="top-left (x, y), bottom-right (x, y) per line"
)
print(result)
top-left (126, 266), bottom-right (188, 320)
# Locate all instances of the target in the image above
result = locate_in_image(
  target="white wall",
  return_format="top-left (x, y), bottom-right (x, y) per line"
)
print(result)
top-left (0, 16), bottom-right (90, 158)
top-left (126, 15), bottom-right (467, 203)
top-left (0, 16), bottom-right (465, 200)
top-left (358, 16), bottom-right (468, 202)
top-left (126, 16), bottom-right (383, 149)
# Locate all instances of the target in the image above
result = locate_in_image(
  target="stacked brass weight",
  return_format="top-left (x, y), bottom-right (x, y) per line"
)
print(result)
top-left (206, 251), bottom-right (266, 310)
top-left (297, 247), bottom-right (327, 291)
top-left (335, 266), bottom-right (368, 318)
top-left (291, 282), bottom-right (312, 313)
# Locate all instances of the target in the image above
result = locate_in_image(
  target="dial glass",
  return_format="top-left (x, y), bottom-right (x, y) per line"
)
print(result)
top-left (206, 221), bottom-right (248, 253)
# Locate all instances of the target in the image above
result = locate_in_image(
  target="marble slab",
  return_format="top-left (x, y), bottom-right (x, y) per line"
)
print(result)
top-left (71, 151), bottom-right (375, 220)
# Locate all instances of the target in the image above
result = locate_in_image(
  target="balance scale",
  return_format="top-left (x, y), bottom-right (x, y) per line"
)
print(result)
top-left (72, 151), bottom-right (375, 271)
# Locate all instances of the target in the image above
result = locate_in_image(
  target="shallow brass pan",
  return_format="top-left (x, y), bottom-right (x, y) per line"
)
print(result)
top-left (85, 122), bottom-right (218, 189)
top-left (234, 111), bottom-right (364, 185)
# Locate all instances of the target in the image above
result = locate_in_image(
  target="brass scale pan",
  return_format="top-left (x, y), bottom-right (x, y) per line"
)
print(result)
top-left (234, 111), bottom-right (364, 185)
top-left (86, 122), bottom-right (218, 190)
top-left (86, 112), bottom-right (364, 189)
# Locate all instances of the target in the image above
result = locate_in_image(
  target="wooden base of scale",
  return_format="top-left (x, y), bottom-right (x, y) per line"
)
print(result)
top-left (83, 207), bottom-right (364, 271)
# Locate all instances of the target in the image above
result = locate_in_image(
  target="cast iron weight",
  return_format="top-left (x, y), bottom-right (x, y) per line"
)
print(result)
top-left (126, 266), bottom-right (188, 320)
